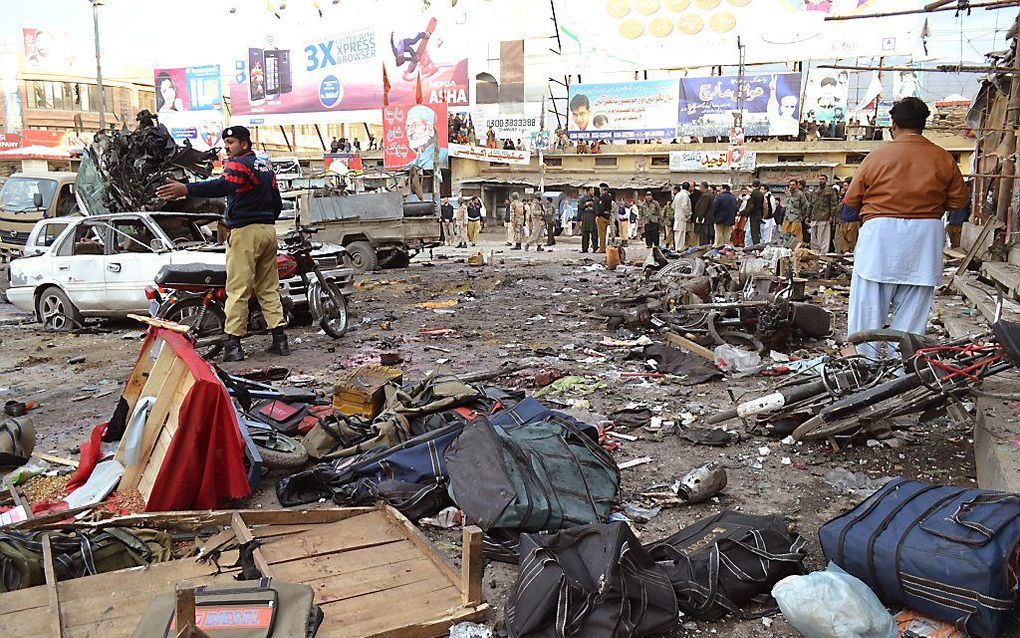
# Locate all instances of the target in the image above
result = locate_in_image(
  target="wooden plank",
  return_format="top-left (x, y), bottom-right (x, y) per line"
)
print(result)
top-left (664, 331), bottom-right (716, 362)
top-left (21, 507), bottom-right (374, 533)
top-left (116, 339), bottom-right (176, 465)
top-left (175, 586), bottom-right (197, 638)
top-left (230, 513), bottom-right (273, 578)
top-left (952, 274), bottom-right (1020, 322)
top-left (258, 510), bottom-right (405, 564)
top-left (380, 504), bottom-right (464, 592)
top-left (4, 477), bottom-right (30, 513)
top-left (301, 556), bottom-right (439, 605)
top-left (32, 452), bottom-right (79, 468)
top-left (119, 333), bottom-right (160, 419)
top-left (119, 356), bottom-right (191, 489)
top-left (461, 526), bottom-right (484, 606)
top-left (954, 214), bottom-right (997, 276)
top-left (355, 605), bottom-right (489, 638)
top-left (41, 534), bottom-right (63, 638)
top-left (316, 579), bottom-right (461, 638)
top-left (270, 539), bottom-right (422, 583)
top-left (136, 427), bottom-right (174, 499)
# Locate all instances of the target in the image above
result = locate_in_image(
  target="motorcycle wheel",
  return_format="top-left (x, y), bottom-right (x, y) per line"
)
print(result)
top-left (251, 430), bottom-right (309, 471)
top-left (309, 280), bottom-right (349, 339)
top-left (159, 297), bottom-right (227, 359)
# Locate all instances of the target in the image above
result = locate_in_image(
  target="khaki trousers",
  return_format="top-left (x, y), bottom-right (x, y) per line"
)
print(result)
top-left (664, 224), bottom-right (675, 249)
top-left (526, 218), bottom-right (545, 247)
top-left (442, 220), bottom-right (455, 245)
top-left (595, 216), bottom-right (610, 252)
top-left (835, 221), bottom-right (861, 254)
top-left (946, 224), bottom-right (962, 249)
top-left (781, 220), bottom-right (804, 242)
top-left (225, 223), bottom-right (284, 337)
top-left (810, 221), bottom-right (832, 254)
top-left (466, 220), bottom-right (481, 243)
top-left (714, 223), bottom-right (732, 247)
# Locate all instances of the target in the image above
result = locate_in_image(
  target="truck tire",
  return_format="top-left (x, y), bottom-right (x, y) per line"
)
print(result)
top-left (346, 241), bottom-right (378, 272)
top-left (380, 249), bottom-right (410, 269)
top-left (36, 286), bottom-right (83, 331)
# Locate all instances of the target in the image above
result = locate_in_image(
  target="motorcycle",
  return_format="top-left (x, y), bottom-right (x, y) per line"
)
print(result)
top-left (148, 226), bottom-right (349, 357)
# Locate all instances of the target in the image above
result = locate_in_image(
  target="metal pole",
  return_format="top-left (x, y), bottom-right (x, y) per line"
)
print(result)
top-left (539, 95), bottom-right (546, 196)
top-left (91, 0), bottom-right (107, 130)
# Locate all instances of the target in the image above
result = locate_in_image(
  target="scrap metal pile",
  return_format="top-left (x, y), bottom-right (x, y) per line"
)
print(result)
top-left (83, 109), bottom-right (222, 214)
top-left (599, 247), bottom-right (832, 354)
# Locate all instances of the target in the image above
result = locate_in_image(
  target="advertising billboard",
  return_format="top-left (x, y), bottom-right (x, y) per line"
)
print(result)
top-left (556, 0), bottom-right (924, 71)
top-left (669, 150), bottom-right (756, 173)
top-left (23, 28), bottom-right (74, 71)
top-left (154, 65), bottom-right (225, 151)
top-left (324, 153), bottom-right (364, 176)
top-left (567, 80), bottom-right (679, 141)
top-left (383, 11), bottom-right (470, 107)
top-left (677, 73), bottom-right (802, 138)
top-left (449, 143), bottom-right (531, 166)
top-left (382, 103), bottom-right (448, 170)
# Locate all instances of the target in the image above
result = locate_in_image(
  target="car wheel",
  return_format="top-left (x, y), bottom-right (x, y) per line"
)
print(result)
top-left (345, 241), bottom-right (378, 273)
top-left (36, 286), bottom-right (83, 331)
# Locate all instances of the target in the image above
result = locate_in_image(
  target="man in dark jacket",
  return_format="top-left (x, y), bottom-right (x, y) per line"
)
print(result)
top-left (440, 197), bottom-right (455, 246)
top-left (746, 179), bottom-right (766, 245)
top-left (157, 126), bottom-right (286, 361)
top-left (577, 187), bottom-right (598, 253)
top-left (945, 180), bottom-right (972, 249)
top-left (596, 183), bottom-right (613, 253)
top-left (711, 184), bottom-right (739, 248)
top-left (693, 181), bottom-right (715, 246)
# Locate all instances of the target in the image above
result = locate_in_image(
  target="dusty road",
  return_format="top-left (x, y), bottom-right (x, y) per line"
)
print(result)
top-left (0, 232), bottom-right (978, 636)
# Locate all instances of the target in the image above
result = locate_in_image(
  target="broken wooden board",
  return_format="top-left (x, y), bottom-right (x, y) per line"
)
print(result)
top-left (981, 261), bottom-right (1020, 301)
top-left (0, 505), bottom-right (488, 638)
top-left (664, 331), bottom-right (716, 362)
top-left (952, 273), bottom-right (1020, 323)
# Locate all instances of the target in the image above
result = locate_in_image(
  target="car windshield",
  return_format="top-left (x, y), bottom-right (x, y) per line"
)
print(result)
top-left (152, 216), bottom-right (214, 246)
top-left (1, 177), bottom-right (58, 213)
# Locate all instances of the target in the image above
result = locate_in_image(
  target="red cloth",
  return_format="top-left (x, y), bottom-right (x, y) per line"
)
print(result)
top-left (143, 329), bottom-right (250, 511)
top-left (66, 422), bottom-right (108, 492)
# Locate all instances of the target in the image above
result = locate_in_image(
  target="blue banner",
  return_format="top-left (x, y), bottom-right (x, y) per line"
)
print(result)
top-left (567, 80), bottom-right (679, 141)
top-left (677, 72), bottom-right (802, 138)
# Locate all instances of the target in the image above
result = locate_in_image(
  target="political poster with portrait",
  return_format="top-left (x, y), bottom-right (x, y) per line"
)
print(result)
top-left (677, 72), bottom-right (802, 138)
top-left (382, 103), bottom-right (449, 170)
top-left (567, 80), bottom-right (679, 141)
top-left (154, 65), bottom-right (225, 152)
top-left (22, 28), bottom-right (74, 71)
top-left (324, 153), bottom-right (364, 176)
top-left (803, 69), bottom-right (851, 122)
top-left (892, 68), bottom-right (923, 100)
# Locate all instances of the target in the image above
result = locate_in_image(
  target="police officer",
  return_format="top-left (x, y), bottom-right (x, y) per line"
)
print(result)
top-left (156, 126), bottom-right (286, 362)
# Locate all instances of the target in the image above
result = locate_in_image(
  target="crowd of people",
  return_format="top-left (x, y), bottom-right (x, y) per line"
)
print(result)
top-left (329, 135), bottom-right (377, 153)
top-left (449, 113), bottom-right (476, 145)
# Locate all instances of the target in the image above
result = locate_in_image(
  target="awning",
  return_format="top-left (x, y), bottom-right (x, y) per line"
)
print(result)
top-left (0, 145), bottom-right (72, 161)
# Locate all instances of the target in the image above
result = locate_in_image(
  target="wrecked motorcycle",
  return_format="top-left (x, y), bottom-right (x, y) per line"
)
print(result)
top-left (149, 226), bottom-right (349, 357)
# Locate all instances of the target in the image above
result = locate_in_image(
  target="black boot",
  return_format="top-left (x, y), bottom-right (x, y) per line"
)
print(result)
top-left (268, 328), bottom-right (291, 356)
top-left (512, 243), bottom-right (521, 250)
top-left (223, 335), bottom-right (245, 362)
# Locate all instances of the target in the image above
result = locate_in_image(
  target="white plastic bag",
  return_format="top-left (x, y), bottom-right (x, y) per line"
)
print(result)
top-left (713, 344), bottom-right (762, 373)
top-left (772, 562), bottom-right (896, 638)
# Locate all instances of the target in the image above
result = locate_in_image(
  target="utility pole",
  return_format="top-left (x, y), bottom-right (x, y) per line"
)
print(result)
top-left (539, 95), bottom-right (546, 197)
top-left (91, 0), bottom-right (107, 130)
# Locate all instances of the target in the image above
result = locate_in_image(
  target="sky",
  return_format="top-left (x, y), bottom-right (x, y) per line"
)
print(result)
top-left (1, 0), bottom-right (1015, 98)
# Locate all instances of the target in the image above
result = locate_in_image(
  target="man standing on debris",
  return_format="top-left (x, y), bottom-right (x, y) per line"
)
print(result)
top-left (596, 183), bottom-right (613, 253)
top-left (577, 186), bottom-right (598, 253)
top-left (466, 197), bottom-right (483, 246)
top-left (842, 97), bottom-right (968, 345)
top-left (808, 174), bottom-right (838, 253)
top-left (671, 183), bottom-right (693, 251)
top-left (782, 179), bottom-right (808, 242)
top-left (525, 194), bottom-right (546, 252)
top-left (543, 197), bottom-right (557, 246)
top-left (156, 126), bottom-right (287, 362)
top-left (638, 191), bottom-right (662, 248)
top-left (693, 181), bottom-right (715, 246)
top-left (440, 197), bottom-right (455, 246)
top-left (454, 197), bottom-right (468, 249)
top-left (509, 192), bottom-right (527, 250)
top-left (712, 184), bottom-right (739, 248)
top-left (745, 179), bottom-right (766, 245)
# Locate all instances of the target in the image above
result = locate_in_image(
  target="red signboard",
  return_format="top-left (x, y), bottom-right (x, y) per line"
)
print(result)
top-left (382, 103), bottom-right (448, 170)
top-left (21, 129), bottom-right (91, 151)
top-left (0, 133), bottom-right (22, 151)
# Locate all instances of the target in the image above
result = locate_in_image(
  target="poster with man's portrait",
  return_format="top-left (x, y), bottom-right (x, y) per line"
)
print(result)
top-left (383, 103), bottom-right (449, 170)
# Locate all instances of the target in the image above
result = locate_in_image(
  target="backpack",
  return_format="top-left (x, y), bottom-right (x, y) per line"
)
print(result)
top-left (0, 527), bottom-right (172, 593)
top-left (132, 579), bottom-right (322, 638)
top-left (645, 510), bottom-right (807, 621)
top-left (445, 399), bottom-right (619, 533)
top-left (0, 417), bottom-right (35, 473)
top-left (820, 478), bottom-right (1020, 637)
top-left (506, 522), bottom-right (679, 638)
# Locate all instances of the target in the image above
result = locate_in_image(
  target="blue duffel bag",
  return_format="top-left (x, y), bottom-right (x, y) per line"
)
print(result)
top-left (819, 478), bottom-right (1020, 637)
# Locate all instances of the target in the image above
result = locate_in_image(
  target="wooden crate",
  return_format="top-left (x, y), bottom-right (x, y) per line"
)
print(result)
top-left (332, 365), bottom-right (403, 419)
top-left (0, 505), bottom-right (487, 638)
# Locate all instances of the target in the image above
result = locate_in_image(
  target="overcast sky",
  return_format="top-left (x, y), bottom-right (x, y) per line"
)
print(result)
top-left (1, 0), bottom-right (1015, 93)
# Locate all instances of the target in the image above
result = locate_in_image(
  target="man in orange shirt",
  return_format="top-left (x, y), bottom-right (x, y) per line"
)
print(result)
top-left (842, 98), bottom-right (968, 354)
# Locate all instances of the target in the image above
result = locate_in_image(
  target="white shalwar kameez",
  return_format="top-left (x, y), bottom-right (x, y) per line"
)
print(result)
top-left (848, 217), bottom-right (944, 357)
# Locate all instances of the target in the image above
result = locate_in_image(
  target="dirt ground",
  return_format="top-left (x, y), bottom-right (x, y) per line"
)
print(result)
top-left (0, 229), bottom-right (979, 637)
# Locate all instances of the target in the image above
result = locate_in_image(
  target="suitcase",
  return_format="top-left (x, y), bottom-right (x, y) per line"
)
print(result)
top-left (820, 478), bottom-right (1020, 637)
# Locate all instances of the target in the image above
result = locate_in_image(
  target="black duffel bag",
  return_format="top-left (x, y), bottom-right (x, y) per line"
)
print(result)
top-left (645, 510), bottom-right (807, 621)
top-left (506, 522), bottom-right (679, 638)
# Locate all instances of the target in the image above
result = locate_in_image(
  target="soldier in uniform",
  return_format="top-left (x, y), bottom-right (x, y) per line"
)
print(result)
top-left (807, 174), bottom-right (839, 253)
top-left (637, 191), bottom-right (662, 248)
top-left (543, 197), bottom-right (557, 246)
top-left (525, 194), bottom-right (547, 252)
top-left (509, 192), bottom-right (526, 250)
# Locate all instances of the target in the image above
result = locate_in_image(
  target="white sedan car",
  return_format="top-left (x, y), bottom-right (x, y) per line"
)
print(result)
top-left (6, 212), bottom-right (353, 329)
